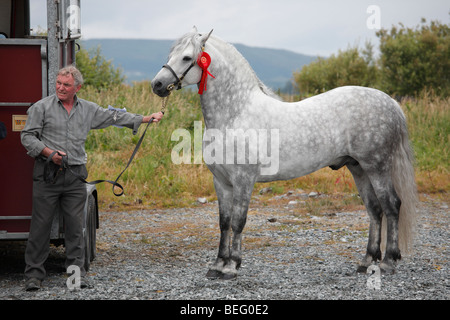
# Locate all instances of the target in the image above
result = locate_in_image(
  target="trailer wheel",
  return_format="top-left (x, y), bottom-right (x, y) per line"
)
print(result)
top-left (84, 194), bottom-right (97, 272)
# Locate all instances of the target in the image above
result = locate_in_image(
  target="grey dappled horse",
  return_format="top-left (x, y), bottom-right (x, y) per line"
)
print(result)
top-left (152, 27), bottom-right (418, 279)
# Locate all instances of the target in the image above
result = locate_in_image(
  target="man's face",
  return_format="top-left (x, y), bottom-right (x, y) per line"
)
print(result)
top-left (56, 74), bottom-right (81, 102)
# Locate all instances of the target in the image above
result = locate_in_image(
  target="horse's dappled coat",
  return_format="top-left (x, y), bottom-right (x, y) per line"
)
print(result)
top-left (152, 28), bottom-right (418, 279)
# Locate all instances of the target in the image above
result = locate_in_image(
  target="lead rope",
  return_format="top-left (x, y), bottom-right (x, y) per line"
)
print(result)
top-left (107, 95), bottom-right (170, 195)
top-left (105, 95), bottom-right (170, 196)
top-left (161, 95), bottom-right (169, 115)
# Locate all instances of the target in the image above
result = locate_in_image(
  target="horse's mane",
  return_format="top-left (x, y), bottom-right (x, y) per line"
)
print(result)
top-left (169, 31), bottom-right (203, 60)
top-left (217, 38), bottom-right (282, 101)
top-left (257, 78), bottom-right (282, 100)
top-left (170, 31), bottom-right (282, 101)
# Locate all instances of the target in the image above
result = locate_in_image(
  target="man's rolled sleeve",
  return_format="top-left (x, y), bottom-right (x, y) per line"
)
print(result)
top-left (24, 138), bottom-right (46, 158)
top-left (108, 108), bottom-right (143, 134)
top-left (21, 104), bottom-right (46, 158)
top-left (130, 115), bottom-right (144, 135)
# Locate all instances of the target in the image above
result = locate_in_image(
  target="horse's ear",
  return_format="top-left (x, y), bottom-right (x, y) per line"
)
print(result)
top-left (191, 26), bottom-right (198, 33)
top-left (199, 29), bottom-right (214, 47)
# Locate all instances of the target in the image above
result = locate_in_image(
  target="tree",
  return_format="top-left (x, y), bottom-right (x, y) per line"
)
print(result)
top-left (293, 43), bottom-right (377, 97)
top-left (76, 45), bottom-right (125, 88)
top-left (376, 19), bottom-right (449, 96)
top-left (293, 19), bottom-right (449, 98)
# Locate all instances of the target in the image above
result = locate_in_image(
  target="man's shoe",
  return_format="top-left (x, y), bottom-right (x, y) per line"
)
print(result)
top-left (25, 278), bottom-right (41, 291)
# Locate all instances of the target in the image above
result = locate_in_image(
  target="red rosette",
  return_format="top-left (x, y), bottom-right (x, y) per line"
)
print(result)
top-left (197, 52), bottom-right (215, 94)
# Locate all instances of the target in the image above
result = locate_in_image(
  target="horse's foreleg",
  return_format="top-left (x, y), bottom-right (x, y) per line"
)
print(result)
top-left (207, 170), bottom-right (255, 280)
top-left (206, 177), bottom-right (233, 279)
top-left (219, 178), bottom-right (255, 280)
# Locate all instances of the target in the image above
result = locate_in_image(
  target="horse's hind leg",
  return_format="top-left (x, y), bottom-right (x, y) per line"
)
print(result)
top-left (366, 169), bottom-right (402, 274)
top-left (347, 163), bottom-right (383, 272)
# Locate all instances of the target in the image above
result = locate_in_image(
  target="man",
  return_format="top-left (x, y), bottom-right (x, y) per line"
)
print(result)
top-left (21, 66), bottom-right (163, 291)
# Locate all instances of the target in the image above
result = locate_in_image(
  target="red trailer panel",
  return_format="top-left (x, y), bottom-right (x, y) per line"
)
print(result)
top-left (0, 44), bottom-right (43, 102)
top-left (0, 39), bottom-right (47, 238)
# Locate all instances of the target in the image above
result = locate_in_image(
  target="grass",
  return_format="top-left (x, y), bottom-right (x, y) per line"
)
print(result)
top-left (400, 91), bottom-right (449, 195)
top-left (78, 84), bottom-right (449, 210)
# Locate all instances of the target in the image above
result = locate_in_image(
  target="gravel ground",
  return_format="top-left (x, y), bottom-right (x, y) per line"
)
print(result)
top-left (1, 193), bottom-right (448, 303)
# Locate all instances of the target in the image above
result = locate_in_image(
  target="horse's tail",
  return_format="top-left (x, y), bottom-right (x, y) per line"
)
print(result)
top-left (386, 115), bottom-right (419, 254)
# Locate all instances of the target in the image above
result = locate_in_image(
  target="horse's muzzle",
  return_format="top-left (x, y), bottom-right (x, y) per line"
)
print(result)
top-left (151, 80), bottom-right (172, 98)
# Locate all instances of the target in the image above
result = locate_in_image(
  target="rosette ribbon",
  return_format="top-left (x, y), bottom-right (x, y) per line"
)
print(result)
top-left (197, 51), bottom-right (215, 95)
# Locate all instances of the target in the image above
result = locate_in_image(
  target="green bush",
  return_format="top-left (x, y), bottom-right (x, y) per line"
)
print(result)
top-left (293, 43), bottom-right (377, 97)
top-left (377, 19), bottom-right (449, 96)
top-left (76, 45), bottom-right (125, 88)
top-left (294, 19), bottom-right (449, 98)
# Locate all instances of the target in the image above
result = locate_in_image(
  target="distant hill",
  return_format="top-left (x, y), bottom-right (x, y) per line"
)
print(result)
top-left (80, 39), bottom-right (316, 92)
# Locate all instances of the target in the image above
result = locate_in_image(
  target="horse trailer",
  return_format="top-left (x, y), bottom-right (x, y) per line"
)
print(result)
top-left (0, 0), bottom-right (98, 270)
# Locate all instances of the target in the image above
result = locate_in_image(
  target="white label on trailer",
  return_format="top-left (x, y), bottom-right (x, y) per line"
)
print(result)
top-left (12, 115), bottom-right (28, 131)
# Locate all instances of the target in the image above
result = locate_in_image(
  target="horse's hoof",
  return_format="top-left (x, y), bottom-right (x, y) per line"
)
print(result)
top-left (220, 272), bottom-right (237, 280)
top-left (380, 263), bottom-right (396, 275)
top-left (206, 269), bottom-right (223, 279)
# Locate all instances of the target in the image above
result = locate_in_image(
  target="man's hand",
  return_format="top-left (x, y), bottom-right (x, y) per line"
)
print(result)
top-left (41, 147), bottom-right (66, 166)
top-left (143, 112), bottom-right (164, 123)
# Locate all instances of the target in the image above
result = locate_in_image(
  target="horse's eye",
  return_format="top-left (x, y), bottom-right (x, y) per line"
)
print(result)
top-left (183, 56), bottom-right (192, 62)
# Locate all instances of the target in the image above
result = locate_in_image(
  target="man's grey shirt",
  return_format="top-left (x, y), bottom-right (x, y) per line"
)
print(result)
top-left (21, 94), bottom-right (144, 165)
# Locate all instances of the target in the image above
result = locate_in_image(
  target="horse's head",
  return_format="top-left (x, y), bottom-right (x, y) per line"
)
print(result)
top-left (152, 27), bottom-right (213, 97)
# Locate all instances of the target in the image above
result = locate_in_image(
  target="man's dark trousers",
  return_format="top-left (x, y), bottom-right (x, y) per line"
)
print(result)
top-left (24, 159), bottom-right (88, 280)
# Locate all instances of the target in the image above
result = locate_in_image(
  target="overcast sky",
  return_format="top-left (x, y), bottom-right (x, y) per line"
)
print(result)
top-left (31, 0), bottom-right (449, 56)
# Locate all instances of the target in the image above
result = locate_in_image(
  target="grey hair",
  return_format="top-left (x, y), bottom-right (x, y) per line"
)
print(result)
top-left (58, 65), bottom-right (84, 86)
